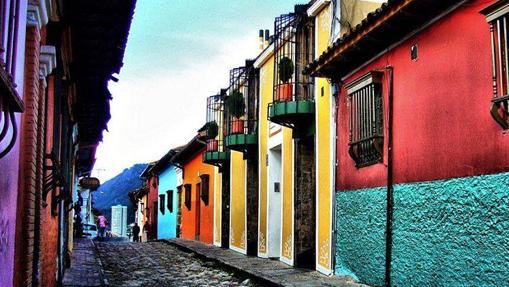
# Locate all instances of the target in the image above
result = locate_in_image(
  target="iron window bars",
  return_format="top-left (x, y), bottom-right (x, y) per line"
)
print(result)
top-left (0, 0), bottom-right (22, 159)
top-left (184, 184), bottom-right (192, 210)
top-left (205, 92), bottom-right (227, 153)
top-left (483, 3), bottom-right (509, 129)
top-left (227, 65), bottom-right (258, 136)
top-left (272, 8), bottom-right (314, 104)
top-left (347, 72), bottom-right (384, 167)
top-left (159, 194), bottom-right (165, 215)
top-left (167, 190), bottom-right (173, 213)
top-left (199, 174), bottom-right (210, 206)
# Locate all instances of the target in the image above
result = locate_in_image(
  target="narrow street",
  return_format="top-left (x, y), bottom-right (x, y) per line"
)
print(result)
top-left (65, 239), bottom-right (259, 287)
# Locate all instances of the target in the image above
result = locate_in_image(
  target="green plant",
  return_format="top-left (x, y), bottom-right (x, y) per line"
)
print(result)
top-left (227, 90), bottom-right (246, 119)
top-left (206, 121), bottom-right (219, 139)
top-left (278, 56), bottom-right (294, 83)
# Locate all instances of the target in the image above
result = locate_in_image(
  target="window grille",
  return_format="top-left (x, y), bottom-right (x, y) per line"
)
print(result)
top-left (199, 174), bottom-right (210, 206)
top-left (166, 190), bottom-right (173, 213)
top-left (159, 194), bottom-right (165, 215)
top-left (347, 72), bottom-right (384, 167)
top-left (205, 92), bottom-right (226, 152)
top-left (483, 3), bottom-right (509, 129)
top-left (273, 7), bottom-right (314, 103)
top-left (184, 184), bottom-right (192, 210)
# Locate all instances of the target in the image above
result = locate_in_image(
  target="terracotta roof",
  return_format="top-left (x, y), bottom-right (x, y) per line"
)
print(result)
top-left (304, 0), bottom-right (467, 78)
top-left (172, 136), bottom-right (206, 166)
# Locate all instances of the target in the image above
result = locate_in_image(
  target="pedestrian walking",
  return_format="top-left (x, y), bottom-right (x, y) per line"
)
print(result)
top-left (97, 214), bottom-right (108, 240)
top-left (132, 223), bottom-right (140, 242)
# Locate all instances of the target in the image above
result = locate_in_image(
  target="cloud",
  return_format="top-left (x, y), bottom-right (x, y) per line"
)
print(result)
top-left (93, 31), bottom-right (262, 181)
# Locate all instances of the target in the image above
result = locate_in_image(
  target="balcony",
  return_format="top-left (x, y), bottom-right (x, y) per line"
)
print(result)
top-left (225, 119), bottom-right (257, 153)
top-left (202, 93), bottom-right (230, 168)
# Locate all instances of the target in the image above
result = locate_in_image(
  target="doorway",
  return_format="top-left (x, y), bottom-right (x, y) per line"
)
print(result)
top-left (221, 165), bottom-right (230, 248)
top-left (267, 145), bottom-right (282, 258)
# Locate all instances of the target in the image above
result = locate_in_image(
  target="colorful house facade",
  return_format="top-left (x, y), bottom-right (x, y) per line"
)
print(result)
top-left (174, 136), bottom-right (216, 244)
top-left (140, 163), bottom-right (159, 241)
top-left (306, 0), bottom-right (509, 285)
top-left (150, 149), bottom-right (183, 239)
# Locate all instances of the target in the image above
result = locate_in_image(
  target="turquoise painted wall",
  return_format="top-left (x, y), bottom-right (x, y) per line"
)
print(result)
top-left (157, 166), bottom-right (178, 239)
top-left (335, 187), bottom-right (387, 286)
top-left (335, 173), bottom-right (509, 286)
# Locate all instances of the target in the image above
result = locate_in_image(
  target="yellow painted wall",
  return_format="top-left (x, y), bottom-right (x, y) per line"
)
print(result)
top-left (214, 168), bottom-right (222, 246)
top-left (257, 55), bottom-right (273, 255)
top-left (315, 3), bottom-right (333, 273)
top-left (281, 127), bottom-right (294, 263)
top-left (230, 150), bottom-right (246, 252)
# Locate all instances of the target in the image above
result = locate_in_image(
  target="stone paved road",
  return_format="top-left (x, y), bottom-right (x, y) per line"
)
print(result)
top-left (95, 241), bottom-right (261, 287)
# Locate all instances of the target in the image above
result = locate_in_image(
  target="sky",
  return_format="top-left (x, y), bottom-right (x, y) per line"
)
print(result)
top-left (92, 0), bottom-right (301, 182)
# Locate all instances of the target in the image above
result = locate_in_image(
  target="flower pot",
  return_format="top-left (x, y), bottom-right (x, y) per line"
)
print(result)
top-left (231, 119), bottom-right (244, 134)
top-left (277, 83), bottom-right (293, 101)
top-left (207, 139), bottom-right (218, 151)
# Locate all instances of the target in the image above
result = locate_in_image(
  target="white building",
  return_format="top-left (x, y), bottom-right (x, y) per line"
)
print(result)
top-left (111, 205), bottom-right (128, 237)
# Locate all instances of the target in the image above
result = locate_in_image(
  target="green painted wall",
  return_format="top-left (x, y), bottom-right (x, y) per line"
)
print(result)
top-left (335, 187), bottom-right (386, 286)
top-left (335, 173), bottom-right (509, 286)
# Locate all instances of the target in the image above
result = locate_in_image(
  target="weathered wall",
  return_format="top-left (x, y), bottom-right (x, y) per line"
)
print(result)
top-left (147, 176), bottom-right (158, 240)
top-left (392, 174), bottom-right (509, 286)
top-left (335, 187), bottom-right (386, 286)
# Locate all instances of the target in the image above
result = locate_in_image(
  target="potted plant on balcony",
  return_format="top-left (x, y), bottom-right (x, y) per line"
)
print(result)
top-left (206, 121), bottom-right (219, 151)
top-left (227, 90), bottom-right (246, 134)
top-left (278, 56), bottom-right (294, 101)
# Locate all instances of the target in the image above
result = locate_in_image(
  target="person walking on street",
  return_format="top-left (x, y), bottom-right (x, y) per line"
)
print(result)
top-left (132, 223), bottom-right (141, 242)
top-left (97, 214), bottom-right (108, 240)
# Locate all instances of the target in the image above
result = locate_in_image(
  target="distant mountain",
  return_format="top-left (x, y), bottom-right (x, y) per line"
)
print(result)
top-left (92, 163), bottom-right (147, 225)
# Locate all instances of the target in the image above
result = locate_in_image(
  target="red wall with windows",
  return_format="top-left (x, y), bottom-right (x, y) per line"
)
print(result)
top-left (146, 176), bottom-right (158, 239)
top-left (180, 149), bottom-right (215, 244)
top-left (337, 0), bottom-right (509, 191)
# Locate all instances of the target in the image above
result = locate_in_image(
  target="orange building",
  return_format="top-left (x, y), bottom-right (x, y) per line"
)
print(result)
top-left (173, 136), bottom-right (215, 244)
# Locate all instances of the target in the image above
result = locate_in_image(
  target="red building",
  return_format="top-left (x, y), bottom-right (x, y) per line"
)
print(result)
top-left (140, 164), bottom-right (159, 240)
top-left (306, 0), bottom-right (509, 286)
top-left (173, 136), bottom-right (215, 244)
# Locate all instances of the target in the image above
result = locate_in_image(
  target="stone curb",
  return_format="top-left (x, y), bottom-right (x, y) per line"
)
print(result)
top-left (160, 239), bottom-right (281, 287)
top-left (90, 239), bottom-right (109, 287)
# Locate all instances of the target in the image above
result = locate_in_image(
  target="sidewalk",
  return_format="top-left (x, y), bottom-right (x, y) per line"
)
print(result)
top-left (163, 238), bottom-right (367, 287)
top-left (62, 238), bottom-right (106, 287)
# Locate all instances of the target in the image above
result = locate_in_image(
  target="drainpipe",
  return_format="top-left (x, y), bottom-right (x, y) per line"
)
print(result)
top-left (384, 66), bottom-right (394, 287)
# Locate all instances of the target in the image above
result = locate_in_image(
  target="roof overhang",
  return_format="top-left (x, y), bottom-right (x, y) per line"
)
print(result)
top-left (304, 0), bottom-right (467, 79)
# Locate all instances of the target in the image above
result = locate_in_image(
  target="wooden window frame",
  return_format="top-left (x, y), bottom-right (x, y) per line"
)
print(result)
top-left (166, 190), bottom-right (173, 213)
top-left (184, 184), bottom-right (192, 210)
top-left (199, 174), bottom-right (210, 206)
top-left (159, 194), bottom-right (165, 215)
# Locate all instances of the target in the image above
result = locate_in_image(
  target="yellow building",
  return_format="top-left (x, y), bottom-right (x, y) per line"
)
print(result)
top-left (207, 0), bottom-right (384, 275)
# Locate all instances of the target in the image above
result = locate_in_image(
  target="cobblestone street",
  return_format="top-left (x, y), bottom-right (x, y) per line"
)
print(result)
top-left (94, 241), bottom-right (259, 287)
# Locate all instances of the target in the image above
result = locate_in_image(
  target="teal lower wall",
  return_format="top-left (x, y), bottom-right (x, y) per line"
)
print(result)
top-left (335, 173), bottom-right (509, 286)
top-left (335, 187), bottom-right (387, 286)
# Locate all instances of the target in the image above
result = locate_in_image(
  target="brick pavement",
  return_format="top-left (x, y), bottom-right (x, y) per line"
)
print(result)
top-left (63, 238), bottom-right (105, 287)
top-left (164, 238), bottom-right (368, 287)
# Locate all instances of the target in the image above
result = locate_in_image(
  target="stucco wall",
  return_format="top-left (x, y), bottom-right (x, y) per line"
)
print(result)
top-left (392, 173), bottom-right (509, 286)
top-left (335, 187), bottom-right (386, 286)
top-left (157, 166), bottom-right (178, 239)
top-left (335, 173), bottom-right (509, 286)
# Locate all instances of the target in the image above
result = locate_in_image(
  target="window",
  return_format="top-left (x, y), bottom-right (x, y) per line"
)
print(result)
top-left (166, 190), bottom-right (173, 213)
top-left (347, 72), bottom-right (384, 167)
top-left (159, 194), bottom-right (165, 215)
top-left (482, 2), bottom-right (509, 129)
top-left (199, 174), bottom-right (210, 205)
top-left (184, 184), bottom-right (192, 210)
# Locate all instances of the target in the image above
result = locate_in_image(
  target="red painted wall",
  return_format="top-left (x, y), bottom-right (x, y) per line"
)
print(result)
top-left (337, 0), bottom-right (508, 190)
top-left (146, 176), bottom-right (158, 240)
top-left (180, 149), bottom-right (214, 244)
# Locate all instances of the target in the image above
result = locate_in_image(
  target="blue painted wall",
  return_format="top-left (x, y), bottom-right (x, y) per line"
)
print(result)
top-left (335, 173), bottom-right (509, 286)
top-left (157, 165), bottom-right (179, 239)
top-left (335, 187), bottom-right (386, 286)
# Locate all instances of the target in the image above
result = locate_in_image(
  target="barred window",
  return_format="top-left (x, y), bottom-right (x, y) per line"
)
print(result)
top-left (159, 194), bottom-right (165, 215)
top-left (184, 184), bottom-right (192, 210)
top-left (347, 72), bottom-right (384, 167)
top-left (199, 174), bottom-right (210, 206)
top-left (166, 190), bottom-right (173, 213)
top-left (482, 2), bottom-right (509, 129)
